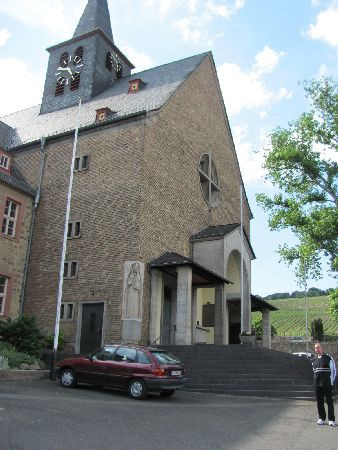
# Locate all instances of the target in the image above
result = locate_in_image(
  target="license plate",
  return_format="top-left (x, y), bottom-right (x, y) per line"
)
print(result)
top-left (171, 370), bottom-right (181, 376)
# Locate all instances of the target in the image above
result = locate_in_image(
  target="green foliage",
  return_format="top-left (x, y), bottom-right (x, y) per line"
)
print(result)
top-left (44, 329), bottom-right (65, 351)
top-left (256, 77), bottom-right (338, 280)
top-left (0, 316), bottom-right (45, 357)
top-left (310, 318), bottom-right (324, 341)
top-left (252, 295), bottom-right (338, 336)
top-left (252, 316), bottom-right (277, 339)
top-left (328, 288), bottom-right (338, 321)
top-left (0, 341), bottom-right (35, 368)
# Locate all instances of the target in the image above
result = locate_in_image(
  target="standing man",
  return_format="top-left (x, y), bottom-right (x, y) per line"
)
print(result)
top-left (312, 342), bottom-right (336, 426)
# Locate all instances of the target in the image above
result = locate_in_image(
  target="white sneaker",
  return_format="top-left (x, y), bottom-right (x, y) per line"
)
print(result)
top-left (328, 421), bottom-right (336, 427)
top-left (317, 419), bottom-right (325, 425)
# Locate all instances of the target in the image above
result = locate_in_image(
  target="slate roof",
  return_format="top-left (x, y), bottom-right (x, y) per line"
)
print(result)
top-left (0, 52), bottom-right (209, 151)
top-left (149, 251), bottom-right (230, 284)
top-left (73, 0), bottom-right (113, 42)
top-left (191, 224), bottom-right (240, 241)
top-left (191, 224), bottom-right (256, 260)
top-left (0, 165), bottom-right (36, 197)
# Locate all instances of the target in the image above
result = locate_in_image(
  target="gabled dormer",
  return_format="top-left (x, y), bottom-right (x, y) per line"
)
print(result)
top-left (0, 148), bottom-right (12, 175)
top-left (40, 0), bottom-right (134, 115)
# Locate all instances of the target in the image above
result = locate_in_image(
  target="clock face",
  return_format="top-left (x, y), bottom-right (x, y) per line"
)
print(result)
top-left (55, 54), bottom-right (84, 85)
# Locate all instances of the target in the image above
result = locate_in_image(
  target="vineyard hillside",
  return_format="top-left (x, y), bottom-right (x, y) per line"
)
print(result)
top-left (252, 296), bottom-right (338, 337)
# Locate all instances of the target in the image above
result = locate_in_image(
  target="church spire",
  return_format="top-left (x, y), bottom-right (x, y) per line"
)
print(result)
top-left (73, 0), bottom-right (114, 42)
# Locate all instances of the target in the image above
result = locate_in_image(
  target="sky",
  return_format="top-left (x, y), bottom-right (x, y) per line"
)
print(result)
top-left (0, 0), bottom-right (337, 296)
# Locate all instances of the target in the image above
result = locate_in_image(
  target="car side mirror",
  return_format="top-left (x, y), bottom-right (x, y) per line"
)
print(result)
top-left (86, 354), bottom-right (93, 361)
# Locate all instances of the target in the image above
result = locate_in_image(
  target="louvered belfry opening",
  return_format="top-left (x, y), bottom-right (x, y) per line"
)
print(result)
top-left (106, 52), bottom-right (112, 71)
top-left (74, 46), bottom-right (83, 64)
top-left (70, 74), bottom-right (81, 91)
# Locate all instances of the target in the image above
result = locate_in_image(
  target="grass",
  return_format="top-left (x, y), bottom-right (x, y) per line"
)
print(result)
top-left (252, 295), bottom-right (338, 337)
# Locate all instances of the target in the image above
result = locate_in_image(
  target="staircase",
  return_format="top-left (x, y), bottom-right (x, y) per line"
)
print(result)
top-left (160, 345), bottom-right (325, 400)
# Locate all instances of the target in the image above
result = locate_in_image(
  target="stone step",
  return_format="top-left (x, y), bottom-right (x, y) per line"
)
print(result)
top-left (183, 387), bottom-right (316, 399)
top-left (186, 378), bottom-right (313, 386)
top-left (185, 381), bottom-right (314, 390)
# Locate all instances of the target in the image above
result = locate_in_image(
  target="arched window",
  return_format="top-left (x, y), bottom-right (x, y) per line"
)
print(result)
top-left (74, 47), bottom-right (83, 64)
top-left (59, 52), bottom-right (69, 68)
top-left (106, 52), bottom-right (112, 71)
top-left (70, 73), bottom-right (81, 91)
top-left (198, 153), bottom-right (220, 206)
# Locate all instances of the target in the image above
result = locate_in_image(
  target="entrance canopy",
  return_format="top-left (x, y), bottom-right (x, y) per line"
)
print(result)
top-left (149, 251), bottom-right (231, 286)
top-left (227, 295), bottom-right (278, 312)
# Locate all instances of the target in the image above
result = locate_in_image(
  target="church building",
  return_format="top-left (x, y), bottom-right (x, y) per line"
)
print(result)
top-left (0, 0), bottom-right (274, 353)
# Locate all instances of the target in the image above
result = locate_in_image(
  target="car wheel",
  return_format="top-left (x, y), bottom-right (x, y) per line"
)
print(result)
top-left (160, 389), bottom-right (175, 398)
top-left (60, 368), bottom-right (77, 388)
top-left (128, 379), bottom-right (148, 400)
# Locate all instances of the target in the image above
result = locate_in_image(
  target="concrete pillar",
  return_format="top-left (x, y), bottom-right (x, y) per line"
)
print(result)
top-left (223, 288), bottom-right (229, 345)
top-left (262, 309), bottom-right (271, 349)
top-left (176, 266), bottom-right (192, 345)
top-left (214, 285), bottom-right (223, 345)
top-left (149, 269), bottom-right (163, 345)
top-left (192, 286), bottom-right (198, 344)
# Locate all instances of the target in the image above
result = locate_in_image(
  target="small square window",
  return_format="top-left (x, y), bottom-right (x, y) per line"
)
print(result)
top-left (74, 155), bottom-right (89, 172)
top-left (67, 221), bottom-right (82, 239)
top-left (60, 303), bottom-right (74, 320)
top-left (64, 261), bottom-right (78, 279)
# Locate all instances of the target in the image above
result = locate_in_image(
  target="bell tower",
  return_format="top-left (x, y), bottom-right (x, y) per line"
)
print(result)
top-left (40, 0), bottom-right (134, 115)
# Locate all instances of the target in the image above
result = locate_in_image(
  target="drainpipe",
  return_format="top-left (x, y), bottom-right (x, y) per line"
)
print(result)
top-left (19, 137), bottom-right (46, 316)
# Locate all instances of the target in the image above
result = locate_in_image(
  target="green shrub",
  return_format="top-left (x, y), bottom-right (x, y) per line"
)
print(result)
top-left (44, 329), bottom-right (65, 351)
top-left (0, 341), bottom-right (35, 368)
top-left (252, 317), bottom-right (277, 339)
top-left (0, 316), bottom-right (45, 357)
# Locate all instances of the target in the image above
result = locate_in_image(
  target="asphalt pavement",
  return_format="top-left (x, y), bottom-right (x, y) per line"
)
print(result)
top-left (0, 379), bottom-right (337, 450)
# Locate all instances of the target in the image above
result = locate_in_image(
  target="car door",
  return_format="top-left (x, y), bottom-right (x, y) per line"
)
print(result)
top-left (106, 346), bottom-right (138, 388)
top-left (76, 347), bottom-right (116, 385)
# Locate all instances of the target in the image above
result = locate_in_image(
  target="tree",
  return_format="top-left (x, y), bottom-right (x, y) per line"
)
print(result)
top-left (256, 77), bottom-right (338, 281)
top-left (310, 318), bottom-right (324, 341)
top-left (328, 288), bottom-right (338, 322)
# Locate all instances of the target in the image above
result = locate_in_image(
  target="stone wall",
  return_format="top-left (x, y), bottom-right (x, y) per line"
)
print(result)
top-left (270, 340), bottom-right (338, 362)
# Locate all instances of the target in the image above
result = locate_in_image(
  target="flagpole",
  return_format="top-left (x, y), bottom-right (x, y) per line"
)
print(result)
top-left (240, 184), bottom-right (244, 333)
top-left (50, 98), bottom-right (82, 380)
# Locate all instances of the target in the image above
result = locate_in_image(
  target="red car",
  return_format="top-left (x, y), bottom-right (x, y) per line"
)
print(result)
top-left (56, 344), bottom-right (186, 400)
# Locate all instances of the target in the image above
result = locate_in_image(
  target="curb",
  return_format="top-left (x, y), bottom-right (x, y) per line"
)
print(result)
top-left (0, 369), bottom-right (50, 381)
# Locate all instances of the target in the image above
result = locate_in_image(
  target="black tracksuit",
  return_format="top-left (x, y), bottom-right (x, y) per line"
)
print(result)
top-left (312, 353), bottom-right (336, 422)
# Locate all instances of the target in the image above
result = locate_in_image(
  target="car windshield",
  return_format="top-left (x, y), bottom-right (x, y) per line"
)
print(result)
top-left (151, 351), bottom-right (180, 364)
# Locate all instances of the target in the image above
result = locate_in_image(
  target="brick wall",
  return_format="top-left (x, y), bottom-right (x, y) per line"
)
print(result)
top-left (15, 54), bottom-right (251, 348)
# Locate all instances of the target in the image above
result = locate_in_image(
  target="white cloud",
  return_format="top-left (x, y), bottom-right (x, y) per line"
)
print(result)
top-left (253, 46), bottom-right (286, 75)
top-left (232, 124), bottom-right (266, 184)
top-left (311, 0), bottom-right (321, 6)
top-left (217, 46), bottom-right (291, 116)
top-left (174, 18), bottom-right (204, 44)
top-left (120, 45), bottom-right (155, 72)
top-left (0, 58), bottom-right (44, 116)
top-left (206, 0), bottom-right (245, 19)
top-left (307, 7), bottom-right (338, 47)
top-left (0, 28), bottom-right (11, 47)
top-left (170, 1), bottom-right (245, 44)
top-left (0, 0), bottom-right (86, 39)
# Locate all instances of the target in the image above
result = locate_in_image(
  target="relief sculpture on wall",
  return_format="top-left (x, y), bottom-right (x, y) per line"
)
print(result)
top-left (122, 261), bottom-right (144, 320)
